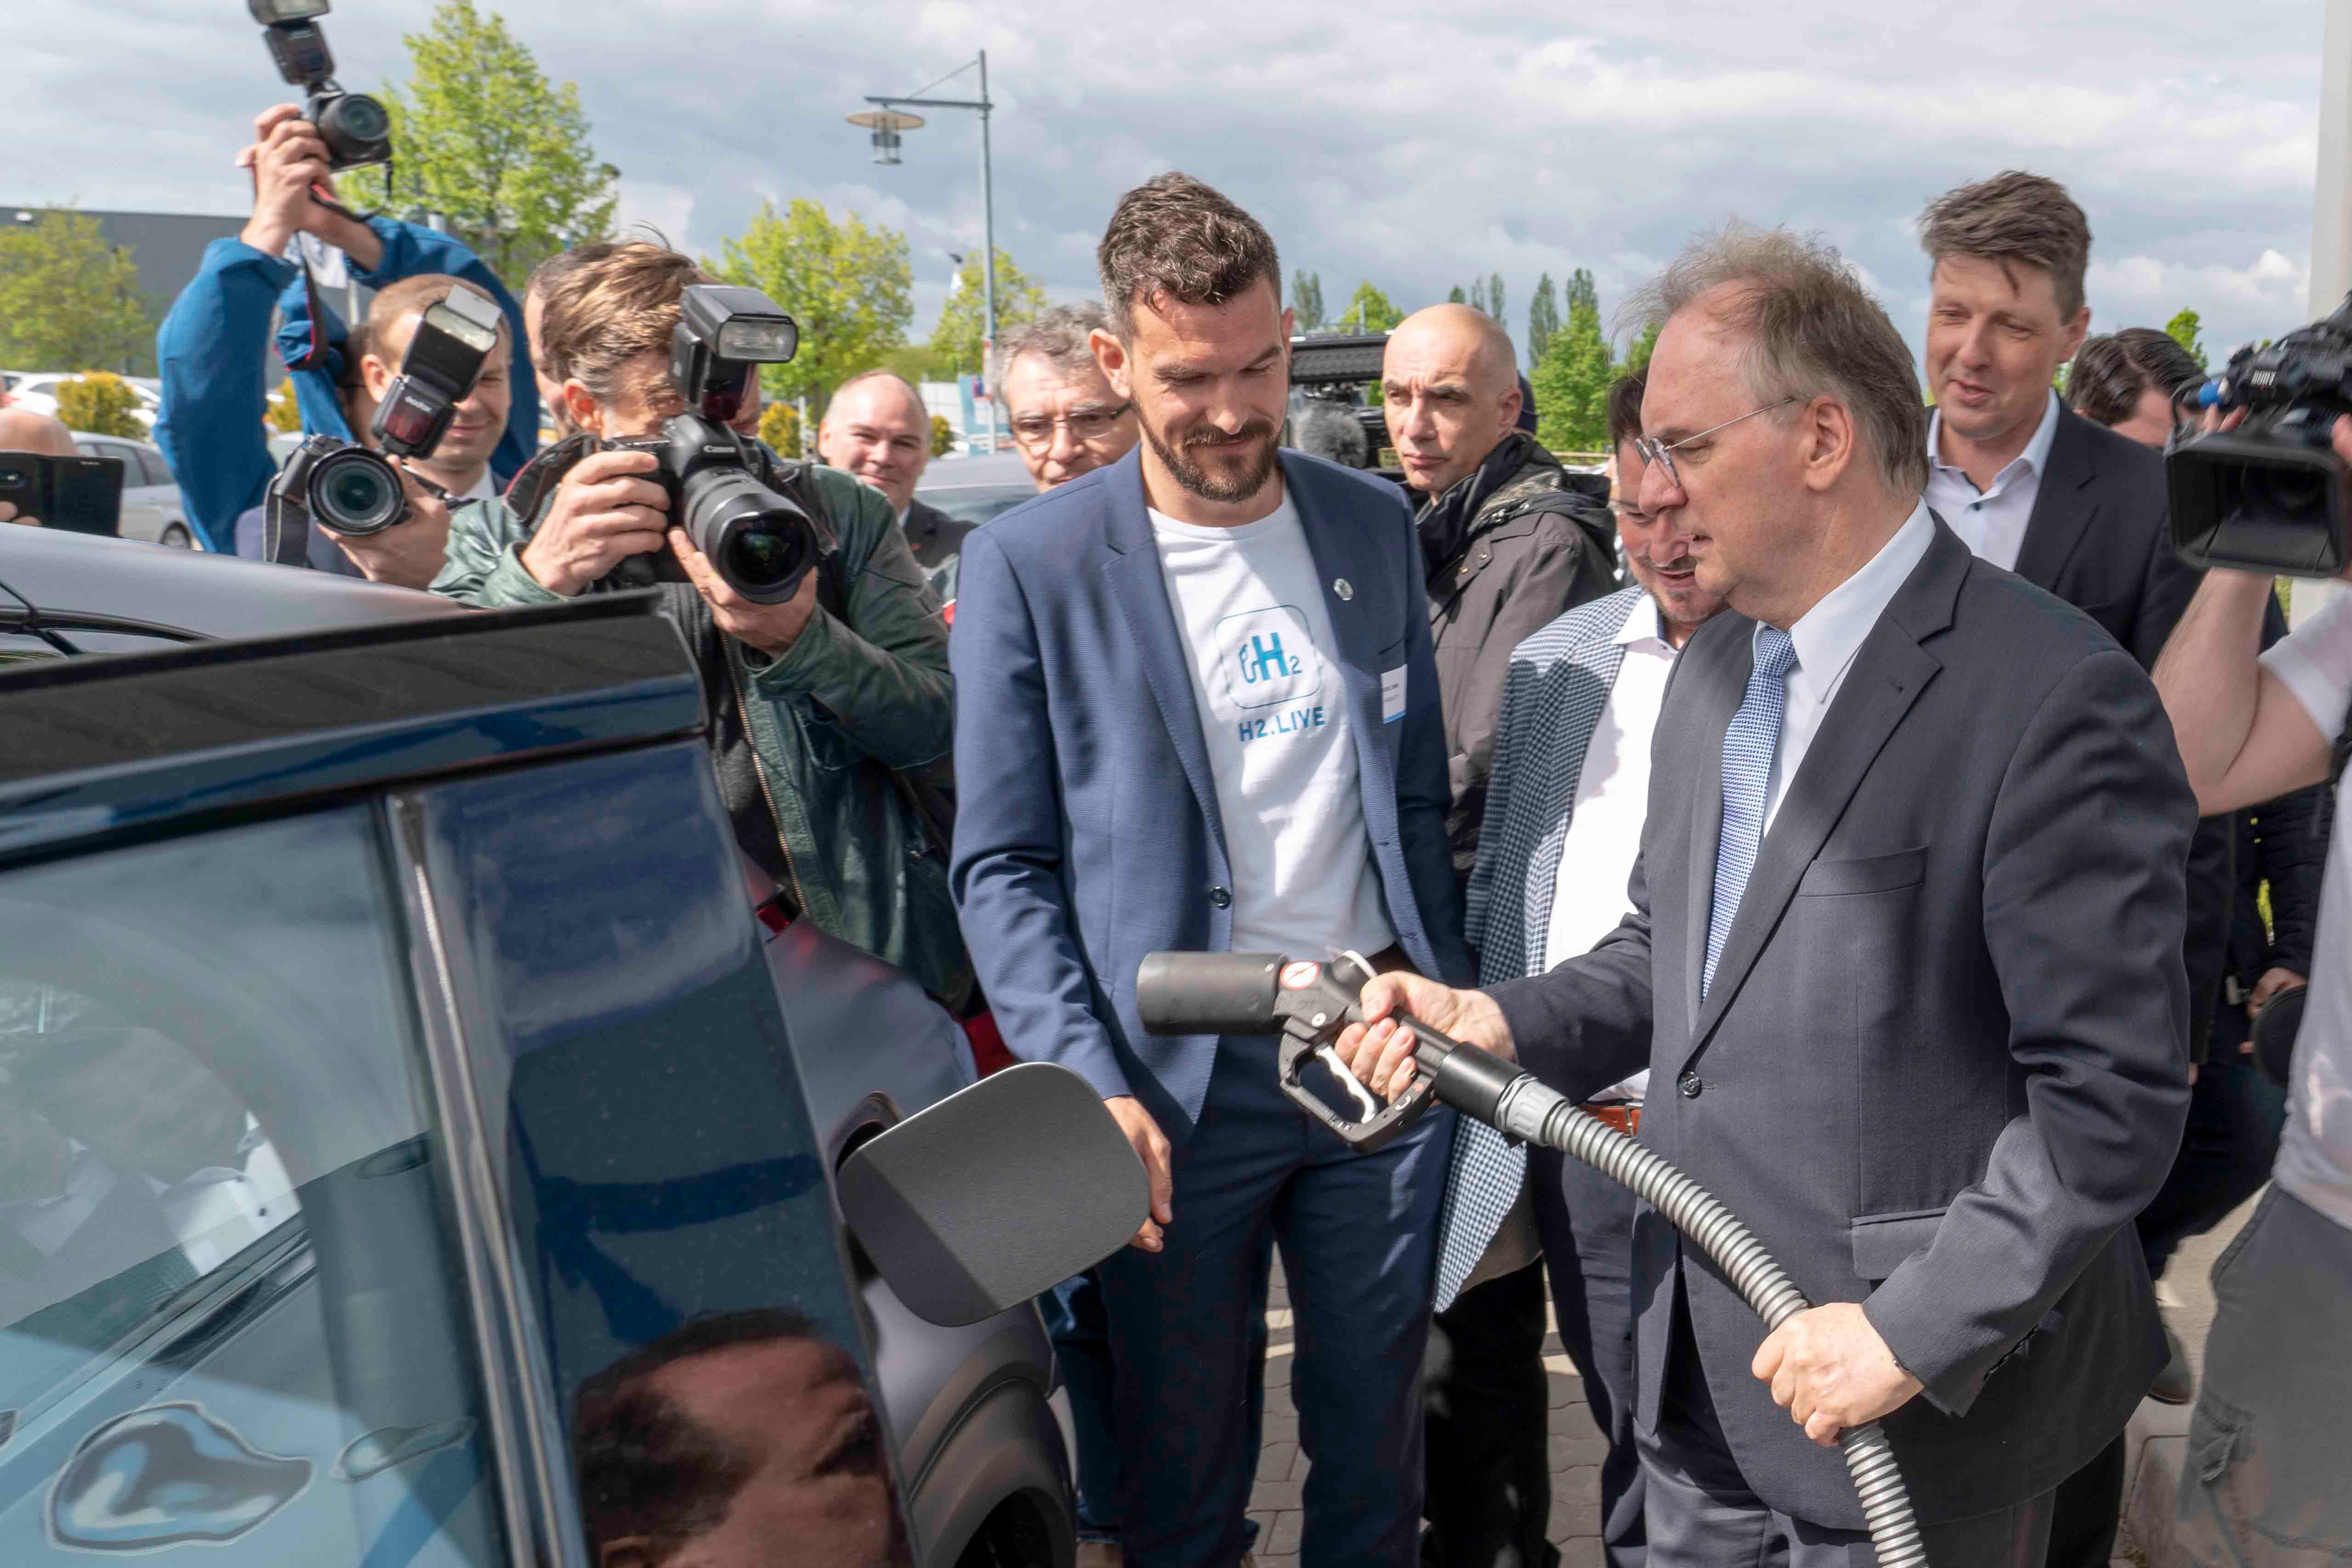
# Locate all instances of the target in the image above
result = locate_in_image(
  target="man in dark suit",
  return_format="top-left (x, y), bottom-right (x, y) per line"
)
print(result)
top-left (950, 173), bottom-right (1471, 1568)
top-left (816, 369), bottom-right (972, 600)
top-left (1340, 225), bottom-right (2194, 1565)
top-left (1913, 174), bottom-right (2217, 1560)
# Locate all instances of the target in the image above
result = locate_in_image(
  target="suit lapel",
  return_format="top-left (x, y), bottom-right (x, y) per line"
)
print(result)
top-left (1676, 528), bottom-right (1968, 1068)
top-left (2012, 407), bottom-right (2100, 591)
top-left (1096, 447), bottom-right (1229, 857)
top-left (1289, 456), bottom-right (1400, 848)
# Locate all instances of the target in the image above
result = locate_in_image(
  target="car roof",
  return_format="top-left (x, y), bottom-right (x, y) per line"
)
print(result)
top-left (0, 589), bottom-right (702, 867)
top-left (2, 521), bottom-right (463, 641)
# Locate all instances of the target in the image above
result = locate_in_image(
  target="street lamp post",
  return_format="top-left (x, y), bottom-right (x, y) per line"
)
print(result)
top-left (851, 52), bottom-right (1001, 455)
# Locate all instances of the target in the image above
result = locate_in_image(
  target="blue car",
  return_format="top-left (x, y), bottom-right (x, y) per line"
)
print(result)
top-left (0, 528), bottom-right (1140, 1568)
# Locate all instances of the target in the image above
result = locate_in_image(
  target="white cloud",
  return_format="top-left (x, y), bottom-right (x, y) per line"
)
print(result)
top-left (0, 0), bottom-right (2331, 362)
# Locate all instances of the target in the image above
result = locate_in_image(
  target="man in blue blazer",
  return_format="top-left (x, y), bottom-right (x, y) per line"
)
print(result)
top-left (950, 174), bottom-right (1471, 1568)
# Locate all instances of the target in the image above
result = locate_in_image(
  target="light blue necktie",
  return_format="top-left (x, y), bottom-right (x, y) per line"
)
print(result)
top-left (1703, 625), bottom-right (1798, 998)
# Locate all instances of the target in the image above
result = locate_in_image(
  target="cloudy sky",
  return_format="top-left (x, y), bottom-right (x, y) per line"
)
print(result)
top-left (5, 1), bottom-right (2333, 369)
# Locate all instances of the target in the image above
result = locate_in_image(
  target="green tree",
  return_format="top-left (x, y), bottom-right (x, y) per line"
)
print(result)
top-left (1292, 269), bottom-right (1326, 333)
top-left (929, 250), bottom-right (1048, 376)
top-left (384, 0), bottom-right (619, 289)
top-left (1335, 280), bottom-right (1403, 335)
top-left (1528, 273), bottom-right (1560, 365)
top-left (929, 413), bottom-right (956, 458)
top-left (1447, 284), bottom-right (1467, 305)
top-left (759, 398), bottom-right (803, 459)
top-left (0, 210), bottom-right (153, 375)
top-left (2165, 307), bottom-right (2208, 370)
top-left (1469, 278), bottom-right (1488, 316)
top-left (710, 199), bottom-right (914, 414)
top-left (266, 377), bottom-right (303, 434)
top-left (1488, 273), bottom-right (1507, 329)
top-left (1532, 271), bottom-right (1613, 453)
top-left (55, 372), bottom-right (147, 438)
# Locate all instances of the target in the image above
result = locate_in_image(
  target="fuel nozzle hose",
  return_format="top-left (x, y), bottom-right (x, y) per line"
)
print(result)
top-left (1134, 950), bottom-right (1927, 1568)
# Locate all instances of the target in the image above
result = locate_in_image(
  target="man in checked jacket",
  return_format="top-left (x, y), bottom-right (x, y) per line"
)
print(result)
top-left (1434, 371), bottom-right (1729, 1568)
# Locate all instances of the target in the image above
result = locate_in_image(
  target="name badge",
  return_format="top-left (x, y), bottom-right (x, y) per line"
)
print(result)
top-left (1381, 665), bottom-right (1407, 724)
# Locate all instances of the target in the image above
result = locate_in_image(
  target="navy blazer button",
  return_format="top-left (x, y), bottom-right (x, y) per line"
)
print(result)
top-left (1678, 1074), bottom-right (1703, 1099)
top-left (1210, 886), bottom-right (1232, 908)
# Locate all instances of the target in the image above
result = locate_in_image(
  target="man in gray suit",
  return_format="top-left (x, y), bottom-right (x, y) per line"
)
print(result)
top-left (1342, 226), bottom-right (2194, 1564)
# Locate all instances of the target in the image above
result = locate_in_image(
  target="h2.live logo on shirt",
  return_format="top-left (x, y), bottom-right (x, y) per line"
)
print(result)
top-left (1216, 606), bottom-right (1327, 743)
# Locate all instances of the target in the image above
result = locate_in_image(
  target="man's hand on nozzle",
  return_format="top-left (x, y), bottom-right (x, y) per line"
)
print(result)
top-left (1101, 1096), bottom-right (1171, 1253)
top-left (1333, 975), bottom-right (1514, 1103)
top-left (1753, 1303), bottom-right (1923, 1446)
top-left (521, 450), bottom-right (669, 597)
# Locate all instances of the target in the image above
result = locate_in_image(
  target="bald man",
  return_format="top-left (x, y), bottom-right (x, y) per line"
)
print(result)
top-left (0, 407), bottom-right (82, 528)
top-left (1382, 304), bottom-right (1617, 878)
top-left (1382, 305), bottom-right (1617, 1568)
top-left (818, 370), bottom-right (971, 601)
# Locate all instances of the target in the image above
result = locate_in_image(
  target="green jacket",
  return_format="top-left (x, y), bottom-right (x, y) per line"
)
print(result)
top-left (433, 442), bottom-right (970, 1006)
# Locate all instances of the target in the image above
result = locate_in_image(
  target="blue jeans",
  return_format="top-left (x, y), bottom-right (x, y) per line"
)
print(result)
top-left (1044, 1245), bottom-right (1273, 1547)
top-left (1094, 1035), bottom-right (1451, 1568)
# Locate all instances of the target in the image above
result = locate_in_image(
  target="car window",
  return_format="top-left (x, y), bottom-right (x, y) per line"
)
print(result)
top-left (917, 484), bottom-right (1035, 527)
top-left (138, 449), bottom-right (175, 489)
top-left (0, 809), bottom-right (509, 1566)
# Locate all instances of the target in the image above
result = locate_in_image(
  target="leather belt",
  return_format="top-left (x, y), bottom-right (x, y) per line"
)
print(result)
top-left (1576, 1102), bottom-right (1642, 1137)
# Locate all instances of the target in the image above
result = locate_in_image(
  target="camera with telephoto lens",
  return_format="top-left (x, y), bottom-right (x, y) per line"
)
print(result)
top-left (249, 0), bottom-right (391, 173)
top-left (597, 283), bottom-right (822, 605)
top-left (2168, 293), bottom-right (2352, 579)
top-left (263, 283), bottom-right (502, 543)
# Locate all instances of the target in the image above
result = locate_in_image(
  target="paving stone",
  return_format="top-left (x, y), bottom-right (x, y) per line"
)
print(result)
top-left (1256, 1441), bottom-right (1297, 1481)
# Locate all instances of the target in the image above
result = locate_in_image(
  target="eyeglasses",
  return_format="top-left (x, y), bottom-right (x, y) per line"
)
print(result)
top-left (1008, 403), bottom-right (1133, 451)
top-left (1631, 396), bottom-right (1798, 492)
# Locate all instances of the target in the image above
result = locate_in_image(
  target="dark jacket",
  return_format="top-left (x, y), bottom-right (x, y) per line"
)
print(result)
top-left (2010, 407), bottom-right (2226, 1056)
top-left (949, 446), bottom-right (1471, 1141)
top-left (152, 216), bottom-right (536, 554)
top-left (900, 495), bottom-right (978, 603)
top-left (432, 438), bottom-right (969, 1007)
top-left (1418, 434), bottom-right (1617, 878)
top-left (1483, 521), bottom-right (2194, 1528)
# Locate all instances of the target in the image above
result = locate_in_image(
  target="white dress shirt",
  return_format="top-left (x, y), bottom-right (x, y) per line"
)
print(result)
top-left (1924, 389), bottom-right (2061, 571)
top-left (1761, 501), bottom-right (1937, 832)
top-left (1542, 594), bottom-right (1679, 1102)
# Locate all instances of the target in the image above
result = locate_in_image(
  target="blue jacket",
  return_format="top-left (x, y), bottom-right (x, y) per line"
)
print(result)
top-left (153, 217), bottom-right (536, 553)
top-left (949, 445), bottom-right (1471, 1142)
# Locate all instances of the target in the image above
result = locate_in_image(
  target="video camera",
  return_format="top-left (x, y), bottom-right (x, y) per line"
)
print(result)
top-left (2169, 293), bottom-right (2352, 579)
top-left (598, 284), bottom-right (825, 605)
top-left (249, 0), bottom-right (391, 173)
top-left (264, 282), bottom-right (503, 544)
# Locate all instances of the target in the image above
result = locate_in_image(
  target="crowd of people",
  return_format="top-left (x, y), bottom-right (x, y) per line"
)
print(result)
top-left (3, 97), bottom-right (2346, 1568)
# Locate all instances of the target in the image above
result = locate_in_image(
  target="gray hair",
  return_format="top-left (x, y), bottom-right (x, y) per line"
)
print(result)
top-left (1288, 394), bottom-right (1370, 469)
top-left (1622, 224), bottom-right (1930, 498)
top-left (987, 301), bottom-right (1112, 402)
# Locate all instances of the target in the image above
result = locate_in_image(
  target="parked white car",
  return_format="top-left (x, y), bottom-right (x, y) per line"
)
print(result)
top-left (68, 433), bottom-right (199, 549)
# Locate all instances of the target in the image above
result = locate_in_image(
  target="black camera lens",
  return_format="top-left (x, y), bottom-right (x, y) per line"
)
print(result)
top-left (723, 524), bottom-right (808, 590)
top-left (307, 446), bottom-right (407, 535)
top-left (331, 92), bottom-right (390, 143)
top-left (2252, 464), bottom-right (2329, 518)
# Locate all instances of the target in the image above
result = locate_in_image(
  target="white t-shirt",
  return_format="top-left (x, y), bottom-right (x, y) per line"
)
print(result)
top-left (2259, 590), bottom-right (2352, 1233)
top-left (1150, 495), bottom-right (1396, 961)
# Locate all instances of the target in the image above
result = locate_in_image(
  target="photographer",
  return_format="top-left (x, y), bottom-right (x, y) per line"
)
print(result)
top-left (153, 103), bottom-right (537, 576)
top-left (2152, 417), bottom-right (2352, 1564)
top-left (431, 244), bottom-right (968, 1008)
